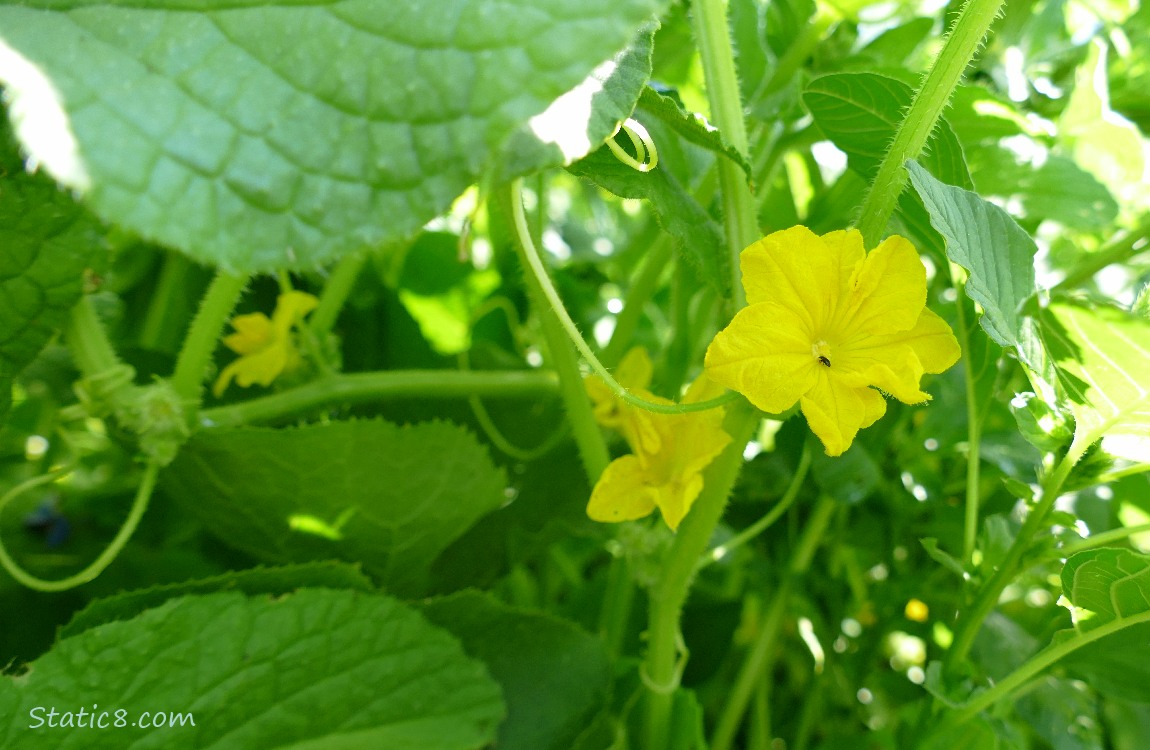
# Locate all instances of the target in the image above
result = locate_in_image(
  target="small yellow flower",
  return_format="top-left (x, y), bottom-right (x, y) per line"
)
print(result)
top-left (213, 290), bottom-right (319, 397)
top-left (585, 361), bottom-right (731, 531)
top-left (705, 226), bottom-right (960, 456)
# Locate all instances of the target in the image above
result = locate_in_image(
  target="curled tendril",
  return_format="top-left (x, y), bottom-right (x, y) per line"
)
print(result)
top-left (605, 118), bottom-right (659, 172)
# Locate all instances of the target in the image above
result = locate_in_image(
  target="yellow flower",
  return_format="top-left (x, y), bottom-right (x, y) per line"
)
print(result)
top-left (213, 290), bottom-right (319, 397)
top-left (704, 226), bottom-right (960, 456)
top-left (586, 371), bottom-right (731, 531)
top-left (585, 346), bottom-right (654, 433)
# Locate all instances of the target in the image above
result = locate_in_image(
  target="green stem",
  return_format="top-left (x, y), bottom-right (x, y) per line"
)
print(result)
top-left (199, 369), bottom-right (560, 428)
top-left (138, 251), bottom-right (193, 351)
top-left (936, 609), bottom-right (1150, 733)
top-left (504, 180), bottom-right (736, 416)
top-left (67, 295), bottom-right (124, 379)
top-left (643, 402), bottom-right (758, 750)
top-left (710, 494), bottom-right (837, 750)
top-left (954, 281), bottom-right (983, 565)
top-left (0, 461), bottom-right (160, 592)
top-left (1055, 214), bottom-right (1150, 291)
top-left (944, 451), bottom-right (1078, 673)
top-left (691, 0), bottom-right (759, 311)
top-left (1058, 523), bottom-right (1150, 556)
top-left (601, 235), bottom-right (672, 369)
top-left (598, 553), bottom-right (636, 660)
top-left (309, 252), bottom-right (367, 339)
top-left (170, 270), bottom-right (248, 411)
top-left (855, 0), bottom-right (1004, 246)
top-left (699, 442), bottom-right (811, 570)
top-left (503, 180), bottom-right (610, 481)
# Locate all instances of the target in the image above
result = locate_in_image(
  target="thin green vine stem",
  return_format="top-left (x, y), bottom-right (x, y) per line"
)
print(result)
top-left (310, 252), bottom-right (368, 340)
top-left (698, 442), bottom-right (812, 571)
top-left (199, 369), bottom-right (560, 428)
top-left (691, 0), bottom-right (759, 310)
top-left (1058, 523), bottom-right (1150, 556)
top-left (1054, 213), bottom-right (1150, 291)
top-left (170, 270), bottom-right (248, 410)
top-left (710, 494), bottom-right (838, 750)
top-left (0, 461), bottom-right (160, 592)
top-left (944, 450), bottom-right (1078, 673)
top-left (953, 279), bottom-right (984, 565)
top-left (505, 179), bottom-right (737, 416)
top-left (855, 0), bottom-right (1005, 246)
top-left (643, 402), bottom-right (759, 750)
top-left (935, 609), bottom-right (1150, 734)
top-left (502, 180), bottom-right (609, 481)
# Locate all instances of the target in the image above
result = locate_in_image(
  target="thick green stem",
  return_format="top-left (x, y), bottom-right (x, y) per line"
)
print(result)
top-left (199, 369), bottom-right (560, 428)
top-left (67, 295), bottom-right (124, 379)
top-left (855, 0), bottom-right (1004, 246)
top-left (310, 252), bottom-right (367, 340)
top-left (0, 461), bottom-right (160, 592)
top-left (944, 452), bottom-right (1078, 673)
top-left (710, 494), bottom-right (837, 750)
top-left (643, 402), bottom-right (758, 750)
top-left (691, 0), bottom-right (758, 311)
top-left (935, 609), bottom-right (1150, 734)
top-left (170, 270), bottom-right (248, 411)
top-left (502, 181), bottom-right (610, 482)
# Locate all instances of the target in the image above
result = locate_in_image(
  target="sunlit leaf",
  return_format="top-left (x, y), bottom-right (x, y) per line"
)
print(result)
top-left (0, 0), bottom-right (667, 271)
top-left (1041, 302), bottom-right (1150, 461)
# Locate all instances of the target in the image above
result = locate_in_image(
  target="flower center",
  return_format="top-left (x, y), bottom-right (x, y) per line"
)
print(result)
top-left (812, 340), bottom-right (832, 368)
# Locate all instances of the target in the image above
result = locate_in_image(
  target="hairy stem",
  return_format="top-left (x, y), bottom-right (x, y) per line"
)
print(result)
top-left (644, 402), bottom-right (758, 750)
top-left (855, 0), bottom-right (1004, 245)
top-left (171, 270), bottom-right (249, 414)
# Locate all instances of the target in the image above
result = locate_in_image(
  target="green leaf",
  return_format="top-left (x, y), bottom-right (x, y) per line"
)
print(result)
top-left (802, 72), bottom-right (973, 189)
top-left (636, 87), bottom-right (754, 185)
top-left (0, 590), bottom-right (504, 749)
top-left (568, 138), bottom-right (728, 295)
top-left (906, 161), bottom-right (1038, 350)
top-left (0, 120), bottom-right (104, 421)
top-left (1059, 548), bottom-right (1150, 702)
top-left (161, 419), bottom-right (507, 596)
top-left (419, 591), bottom-right (610, 750)
top-left (59, 562), bottom-right (375, 639)
top-left (0, 0), bottom-right (667, 272)
top-left (1040, 302), bottom-right (1150, 461)
top-left (967, 145), bottom-right (1119, 231)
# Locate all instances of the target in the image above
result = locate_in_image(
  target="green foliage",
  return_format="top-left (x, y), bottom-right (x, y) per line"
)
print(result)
top-left (0, 0), bottom-right (666, 271)
top-left (161, 419), bottom-right (507, 595)
top-left (0, 589), bottom-right (505, 749)
top-left (5, 1), bottom-right (1150, 748)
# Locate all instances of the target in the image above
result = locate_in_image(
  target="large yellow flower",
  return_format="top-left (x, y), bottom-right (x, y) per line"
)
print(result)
top-left (213, 290), bottom-right (319, 397)
top-left (705, 226), bottom-right (960, 456)
top-left (585, 360), bottom-right (731, 531)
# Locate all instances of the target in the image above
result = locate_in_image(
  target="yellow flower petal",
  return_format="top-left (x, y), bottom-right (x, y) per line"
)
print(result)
top-left (705, 302), bottom-right (818, 413)
top-left (839, 234), bottom-right (927, 336)
top-left (586, 455), bottom-right (659, 523)
top-left (800, 375), bottom-right (877, 456)
top-left (585, 346), bottom-right (654, 431)
top-left (907, 308), bottom-right (963, 374)
top-left (271, 290), bottom-right (320, 334)
top-left (223, 313), bottom-right (274, 355)
top-left (741, 226), bottom-right (864, 327)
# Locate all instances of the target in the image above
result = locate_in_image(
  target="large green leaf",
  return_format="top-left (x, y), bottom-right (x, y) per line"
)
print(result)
top-left (419, 591), bottom-right (611, 750)
top-left (160, 419), bottom-right (507, 596)
top-left (0, 120), bottom-right (104, 420)
top-left (0, 0), bottom-right (666, 272)
top-left (1041, 302), bottom-right (1150, 461)
top-left (1059, 549), bottom-right (1150, 702)
top-left (906, 161), bottom-right (1038, 350)
top-left (59, 562), bottom-right (375, 639)
top-left (802, 72), bottom-right (973, 189)
top-left (636, 87), bottom-right (754, 184)
top-left (0, 590), bottom-right (504, 749)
